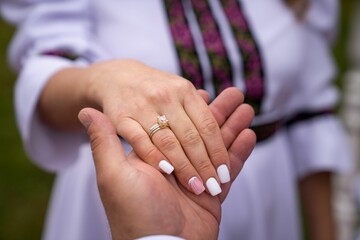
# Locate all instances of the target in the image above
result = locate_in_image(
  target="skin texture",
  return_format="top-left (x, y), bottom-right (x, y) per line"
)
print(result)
top-left (39, 59), bottom-right (235, 195)
top-left (299, 172), bottom-right (336, 240)
top-left (283, 0), bottom-right (309, 19)
top-left (78, 87), bottom-right (256, 239)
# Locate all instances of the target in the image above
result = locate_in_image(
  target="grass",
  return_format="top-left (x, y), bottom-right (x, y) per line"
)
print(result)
top-left (0, 2), bottom-right (356, 239)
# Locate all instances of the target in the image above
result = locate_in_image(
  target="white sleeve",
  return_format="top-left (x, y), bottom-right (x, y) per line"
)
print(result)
top-left (1, 0), bottom-right (110, 172)
top-left (287, 116), bottom-right (353, 179)
top-left (1, 0), bottom-right (109, 70)
top-left (286, 16), bottom-right (354, 179)
top-left (305, 0), bottom-right (339, 43)
top-left (287, 23), bottom-right (339, 114)
top-left (137, 236), bottom-right (184, 240)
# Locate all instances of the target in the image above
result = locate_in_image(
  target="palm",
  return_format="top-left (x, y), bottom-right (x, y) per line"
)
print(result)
top-left (125, 152), bottom-right (221, 239)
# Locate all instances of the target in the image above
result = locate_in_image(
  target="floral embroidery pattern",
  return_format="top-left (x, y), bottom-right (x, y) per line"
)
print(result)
top-left (221, 0), bottom-right (265, 113)
top-left (164, 0), bottom-right (265, 113)
top-left (190, 0), bottom-right (233, 95)
top-left (163, 0), bottom-right (204, 89)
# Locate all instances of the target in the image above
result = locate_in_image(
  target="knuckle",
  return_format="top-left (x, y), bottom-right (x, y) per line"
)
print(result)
top-left (182, 129), bottom-right (202, 146)
top-left (169, 77), bottom-right (196, 93)
top-left (174, 162), bottom-right (194, 182)
top-left (127, 132), bottom-right (149, 145)
top-left (147, 87), bottom-right (172, 105)
top-left (199, 117), bottom-right (218, 136)
top-left (157, 134), bottom-right (178, 151)
top-left (142, 145), bottom-right (159, 161)
top-left (146, 77), bottom-right (196, 104)
top-left (194, 158), bottom-right (213, 173)
top-left (209, 146), bottom-right (228, 162)
top-left (175, 162), bottom-right (190, 174)
top-left (176, 78), bottom-right (195, 90)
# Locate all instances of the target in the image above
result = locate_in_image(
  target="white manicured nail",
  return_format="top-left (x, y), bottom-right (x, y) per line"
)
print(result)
top-left (217, 164), bottom-right (230, 183)
top-left (159, 160), bottom-right (174, 174)
top-left (206, 177), bottom-right (222, 196)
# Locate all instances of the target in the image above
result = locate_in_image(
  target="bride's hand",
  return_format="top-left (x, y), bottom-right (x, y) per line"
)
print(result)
top-left (85, 59), bottom-right (238, 196)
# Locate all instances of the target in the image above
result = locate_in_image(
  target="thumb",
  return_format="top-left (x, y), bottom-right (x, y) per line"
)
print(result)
top-left (78, 107), bottom-right (130, 177)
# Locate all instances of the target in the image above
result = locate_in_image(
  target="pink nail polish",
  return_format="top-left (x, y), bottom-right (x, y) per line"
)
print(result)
top-left (188, 177), bottom-right (205, 195)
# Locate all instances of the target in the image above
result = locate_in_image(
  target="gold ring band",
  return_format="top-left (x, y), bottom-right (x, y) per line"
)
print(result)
top-left (149, 115), bottom-right (170, 138)
top-left (149, 124), bottom-right (162, 138)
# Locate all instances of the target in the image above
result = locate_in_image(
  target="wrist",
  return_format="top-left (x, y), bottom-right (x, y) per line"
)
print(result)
top-left (79, 65), bottom-right (103, 111)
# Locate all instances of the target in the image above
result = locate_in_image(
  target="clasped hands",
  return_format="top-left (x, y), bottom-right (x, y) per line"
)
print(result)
top-left (83, 60), bottom-right (255, 196)
top-left (74, 60), bottom-right (255, 239)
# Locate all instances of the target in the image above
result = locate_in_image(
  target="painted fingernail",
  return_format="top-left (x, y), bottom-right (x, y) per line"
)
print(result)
top-left (159, 160), bottom-right (174, 174)
top-left (217, 164), bottom-right (230, 183)
top-left (206, 177), bottom-right (222, 196)
top-left (188, 177), bottom-right (205, 195)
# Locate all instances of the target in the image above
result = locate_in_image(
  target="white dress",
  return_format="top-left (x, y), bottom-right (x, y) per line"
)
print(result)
top-left (0, 0), bottom-right (352, 239)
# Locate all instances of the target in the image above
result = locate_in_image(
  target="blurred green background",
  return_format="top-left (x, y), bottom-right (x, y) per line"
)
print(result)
top-left (0, 16), bottom-right (54, 240)
top-left (0, 2), bottom-right (357, 239)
